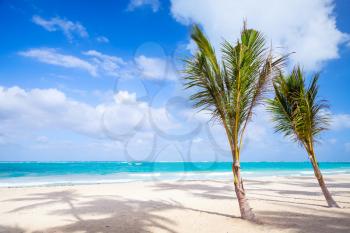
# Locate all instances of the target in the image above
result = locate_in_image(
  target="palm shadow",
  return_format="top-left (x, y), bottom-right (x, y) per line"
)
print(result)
top-left (3, 177), bottom-right (349, 232)
top-left (152, 181), bottom-right (235, 200)
top-left (247, 175), bottom-right (350, 206)
top-left (4, 189), bottom-right (238, 233)
top-left (0, 225), bottom-right (25, 233)
top-left (258, 209), bottom-right (350, 233)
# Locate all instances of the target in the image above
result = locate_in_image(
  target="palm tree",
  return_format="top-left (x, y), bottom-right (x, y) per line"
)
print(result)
top-left (267, 66), bottom-right (339, 208)
top-left (182, 23), bottom-right (287, 221)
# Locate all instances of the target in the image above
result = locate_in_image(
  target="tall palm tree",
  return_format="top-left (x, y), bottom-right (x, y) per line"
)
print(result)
top-left (267, 66), bottom-right (339, 208)
top-left (182, 23), bottom-right (287, 221)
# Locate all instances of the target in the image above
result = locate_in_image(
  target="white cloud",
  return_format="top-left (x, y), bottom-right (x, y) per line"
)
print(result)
top-left (32, 15), bottom-right (88, 41)
top-left (20, 48), bottom-right (178, 80)
top-left (170, 0), bottom-right (349, 71)
top-left (135, 55), bottom-right (166, 79)
top-left (127, 0), bottom-right (160, 12)
top-left (1, 84), bottom-right (339, 161)
top-left (19, 48), bottom-right (98, 76)
top-left (331, 113), bottom-right (350, 130)
top-left (0, 86), bottom-right (176, 142)
top-left (83, 50), bottom-right (129, 77)
top-left (96, 36), bottom-right (109, 43)
top-left (114, 91), bottom-right (137, 104)
top-left (135, 55), bottom-right (178, 80)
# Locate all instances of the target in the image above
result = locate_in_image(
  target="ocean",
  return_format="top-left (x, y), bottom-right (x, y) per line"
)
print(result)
top-left (0, 162), bottom-right (349, 187)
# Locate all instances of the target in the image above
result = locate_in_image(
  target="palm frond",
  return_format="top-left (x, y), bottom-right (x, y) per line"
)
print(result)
top-left (183, 23), bottom-right (288, 158)
top-left (267, 66), bottom-right (329, 147)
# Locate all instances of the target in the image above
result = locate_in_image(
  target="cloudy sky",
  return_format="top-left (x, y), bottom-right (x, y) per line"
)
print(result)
top-left (0, 0), bottom-right (349, 162)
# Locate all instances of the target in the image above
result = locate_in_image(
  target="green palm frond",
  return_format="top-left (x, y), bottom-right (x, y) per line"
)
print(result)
top-left (267, 66), bottom-right (330, 146)
top-left (183, 23), bottom-right (288, 157)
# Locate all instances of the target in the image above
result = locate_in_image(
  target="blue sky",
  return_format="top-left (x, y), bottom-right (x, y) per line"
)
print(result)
top-left (0, 0), bottom-right (349, 162)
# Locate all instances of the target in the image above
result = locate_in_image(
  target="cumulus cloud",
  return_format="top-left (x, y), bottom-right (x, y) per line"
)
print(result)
top-left (135, 55), bottom-right (178, 80)
top-left (32, 15), bottom-right (88, 41)
top-left (0, 85), bottom-right (338, 161)
top-left (331, 113), bottom-right (350, 130)
top-left (0, 86), bottom-right (176, 142)
top-left (127, 0), bottom-right (160, 12)
top-left (19, 48), bottom-right (98, 76)
top-left (20, 48), bottom-right (177, 80)
top-left (114, 91), bottom-right (137, 104)
top-left (83, 50), bottom-right (130, 77)
top-left (170, 0), bottom-right (349, 71)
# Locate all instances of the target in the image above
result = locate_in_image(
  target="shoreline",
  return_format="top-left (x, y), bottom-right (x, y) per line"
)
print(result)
top-left (1, 171), bottom-right (350, 188)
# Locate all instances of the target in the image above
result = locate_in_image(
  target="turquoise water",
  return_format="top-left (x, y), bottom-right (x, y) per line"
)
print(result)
top-left (0, 162), bottom-right (349, 187)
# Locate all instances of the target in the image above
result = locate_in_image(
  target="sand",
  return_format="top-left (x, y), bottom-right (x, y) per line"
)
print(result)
top-left (0, 174), bottom-right (349, 233)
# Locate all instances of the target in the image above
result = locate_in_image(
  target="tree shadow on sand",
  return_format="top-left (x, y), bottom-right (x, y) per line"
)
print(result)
top-left (282, 176), bottom-right (350, 189)
top-left (0, 225), bottom-right (25, 233)
top-left (258, 209), bottom-right (350, 233)
top-left (4, 190), bottom-right (177, 233)
top-left (151, 180), bottom-right (350, 206)
top-left (247, 176), bottom-right (350, 206)
top-left (151, 181), bottom-right (235, 200)
top-left (2, 177), bottom-right (350, 233)
top-left (3, 189), bottom-right (237, 233)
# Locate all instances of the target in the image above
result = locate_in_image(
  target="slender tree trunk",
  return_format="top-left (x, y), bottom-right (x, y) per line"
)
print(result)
top-left (232, 161), bottom-right (257, 221)
top-left (309, 156), bottom-right (340, 208)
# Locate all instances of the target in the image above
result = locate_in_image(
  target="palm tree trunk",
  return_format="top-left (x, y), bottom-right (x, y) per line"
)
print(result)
top-left (232, 162), bottom-right (257, 221)
top-left (309, 157), bottom-right (339, 208)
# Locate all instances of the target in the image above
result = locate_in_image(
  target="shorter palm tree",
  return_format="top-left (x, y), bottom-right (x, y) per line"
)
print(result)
top-left (267, 66), bottom-right (339, 207)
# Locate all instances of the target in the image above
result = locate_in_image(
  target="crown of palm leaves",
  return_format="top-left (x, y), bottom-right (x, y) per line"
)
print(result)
top-left (267, 66), bottom-right (329, 148)
top-left (183, 23), bottom-right (287, 151)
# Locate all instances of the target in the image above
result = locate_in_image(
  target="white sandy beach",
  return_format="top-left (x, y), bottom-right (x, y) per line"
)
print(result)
top-left (0, 174), bottom-right (349, 233)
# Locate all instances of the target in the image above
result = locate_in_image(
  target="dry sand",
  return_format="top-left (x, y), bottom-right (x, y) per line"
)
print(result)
top-left (0, 174), bottom-right (349, 233)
